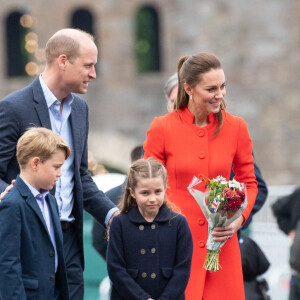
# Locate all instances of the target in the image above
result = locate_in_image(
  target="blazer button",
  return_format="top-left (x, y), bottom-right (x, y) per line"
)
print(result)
top-left (140, 249), bottom-right (146, 255)
top-left (197, 218), bottom-right (205, 225)
top-left (198, 130), bottom-right (205, 137)
top-left (199, 152), bottom-right (205, 159)
top-left (151, 224), bottom-right (156, 230)
top-left (141, 272), bottom-right (147, 278)
top-left (151, 248), bottom-right (156, 254)
top-left (49, 275), bottom-right (55, 281)
top-left (49, 251), bottom-right (54, 257)
top-left (139, 225), bottom-right (144, 231)
top-left (198, 241), bottom-right (205, 248)
top-left (151, 273), bottom-right (156, 279)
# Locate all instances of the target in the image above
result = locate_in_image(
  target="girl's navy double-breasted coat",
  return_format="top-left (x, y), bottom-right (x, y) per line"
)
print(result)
top-left (107, 205), bottom-right (193, 300)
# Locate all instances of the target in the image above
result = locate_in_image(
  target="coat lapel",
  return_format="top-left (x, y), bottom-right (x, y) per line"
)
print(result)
top-left (31, 77), bottom-right (52, 129)
top-left (69, 100), bottom-right (80, 162)
top-left (15, 176), bottom-right (49, 235)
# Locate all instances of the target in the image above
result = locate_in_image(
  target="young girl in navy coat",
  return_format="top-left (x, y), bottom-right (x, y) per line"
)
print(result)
top-left (106, 158), bottom-right (193, 300)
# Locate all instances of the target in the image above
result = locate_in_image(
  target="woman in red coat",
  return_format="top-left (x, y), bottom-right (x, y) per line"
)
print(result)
top-left (143, 52), bottom-right (258, 300)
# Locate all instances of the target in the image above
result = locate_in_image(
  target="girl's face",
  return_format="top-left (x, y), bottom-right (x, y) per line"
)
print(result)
top-left (185, 68), bottom-right (226, 115)
top-left (130, 176), bottom-right (165, 222)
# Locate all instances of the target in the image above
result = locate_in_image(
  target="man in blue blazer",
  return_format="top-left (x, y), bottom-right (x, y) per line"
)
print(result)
top-left (0, 28), bottom-right (117, 299)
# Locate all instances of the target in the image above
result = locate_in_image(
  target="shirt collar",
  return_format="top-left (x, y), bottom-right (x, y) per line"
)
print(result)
top-left (39, 74), bottom-right (73, 108)
top-left (20, 176), bottom-right (49, 199)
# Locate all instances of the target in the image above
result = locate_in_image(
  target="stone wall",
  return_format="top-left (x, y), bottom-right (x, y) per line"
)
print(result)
top-left (1, 0), bottom-right (300, 185)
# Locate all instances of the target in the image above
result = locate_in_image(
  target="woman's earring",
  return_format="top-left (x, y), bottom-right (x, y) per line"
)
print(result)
top-left (190, 94), bottom-right (193, 100)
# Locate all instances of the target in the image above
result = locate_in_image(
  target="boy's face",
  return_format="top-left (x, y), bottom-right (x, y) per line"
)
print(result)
top-left (33, 150), bottom-right (65, 191)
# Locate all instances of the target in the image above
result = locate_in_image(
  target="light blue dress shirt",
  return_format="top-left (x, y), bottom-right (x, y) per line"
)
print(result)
top-left (39, 75), bottom-right (118, 226)
top-left (21, 177), bottom-right (58, 272)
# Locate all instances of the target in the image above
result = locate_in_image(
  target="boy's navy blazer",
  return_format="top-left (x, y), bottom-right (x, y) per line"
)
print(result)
top-left (0, 176), bottom-right (69, 299)
top-left (0, 77), bottom-right (115, 266)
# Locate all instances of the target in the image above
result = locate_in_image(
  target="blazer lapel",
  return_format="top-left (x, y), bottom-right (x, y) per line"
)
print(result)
top-left (31, 77), bottom-right (52, 129)
top-left (70, 101), bottom-right (80, 159)
top-left (15, 177), bottom-right (49, 235)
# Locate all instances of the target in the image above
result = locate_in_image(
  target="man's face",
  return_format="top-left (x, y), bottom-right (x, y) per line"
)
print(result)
top-left (64, 40), bottom-right (98, 94)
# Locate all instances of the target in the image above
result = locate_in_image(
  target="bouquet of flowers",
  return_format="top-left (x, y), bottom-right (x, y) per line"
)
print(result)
top-left (187, 175), bottom-right (247, 272)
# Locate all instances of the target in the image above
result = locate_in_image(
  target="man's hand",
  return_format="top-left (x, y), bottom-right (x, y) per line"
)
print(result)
top-left (0, 180), bottom-right (15, 201)
top-left (108, 210), bottom-right (120, 226)
top-left (288, 230), bottom-right (296, 241)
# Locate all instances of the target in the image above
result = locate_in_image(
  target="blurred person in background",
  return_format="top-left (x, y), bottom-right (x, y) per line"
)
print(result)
top-left (272, 187), bottom-right (300, 300)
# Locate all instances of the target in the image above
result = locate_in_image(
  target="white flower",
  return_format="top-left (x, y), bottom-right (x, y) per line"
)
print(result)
top-left (215, 175), bottom-right (227, 183)
top-left (216, 194), bottom-right (225, 202)
top-left (228, 179), bottom-right (241, 190)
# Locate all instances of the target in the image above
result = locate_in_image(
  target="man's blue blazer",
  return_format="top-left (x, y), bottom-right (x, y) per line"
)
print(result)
top-left (0, 77), bottom-right (115, 266)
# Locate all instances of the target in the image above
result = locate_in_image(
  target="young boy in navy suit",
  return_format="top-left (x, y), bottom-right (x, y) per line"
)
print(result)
top-left (0, 127), bottom-right (70, 300)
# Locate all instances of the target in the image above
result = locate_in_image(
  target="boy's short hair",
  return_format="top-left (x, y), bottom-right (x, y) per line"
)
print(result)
top-left (16, 127), bottom-right (71, 168)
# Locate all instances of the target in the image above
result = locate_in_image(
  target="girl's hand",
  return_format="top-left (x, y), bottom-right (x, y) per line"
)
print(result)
top-left (211, 215), bottom-right (244, 248)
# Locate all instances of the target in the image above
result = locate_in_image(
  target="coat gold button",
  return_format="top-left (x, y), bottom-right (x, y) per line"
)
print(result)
top-left (141, 272), bottom-right (147, 278)
top-left (151, 273), bottom-right (156, 279)
top-left (151, 248), bottom-right (156, 254)
top-left (139, 225), bottom-right (144, 231)
top-left (151, 224), bottom-right (156, 229)
top-left (140, 249), bottom-right (146, 255)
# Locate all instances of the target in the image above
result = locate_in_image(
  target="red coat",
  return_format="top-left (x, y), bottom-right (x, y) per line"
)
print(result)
top-left (144, 107), bottom-right (258, 300)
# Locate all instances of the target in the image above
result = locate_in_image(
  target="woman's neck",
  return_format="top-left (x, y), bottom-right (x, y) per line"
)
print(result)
top-left (187, 103), bottom-right (209, 127)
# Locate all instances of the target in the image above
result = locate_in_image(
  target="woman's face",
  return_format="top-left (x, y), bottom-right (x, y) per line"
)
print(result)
top-left (185, 68), bottom-right (226, 115)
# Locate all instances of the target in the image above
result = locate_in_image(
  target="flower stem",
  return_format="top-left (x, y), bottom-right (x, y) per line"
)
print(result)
top-left (204, 249), bottom-right (222, 272)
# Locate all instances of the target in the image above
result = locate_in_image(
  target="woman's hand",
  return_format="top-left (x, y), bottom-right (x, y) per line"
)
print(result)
top-left (211, 215), bottom-right (244, 248)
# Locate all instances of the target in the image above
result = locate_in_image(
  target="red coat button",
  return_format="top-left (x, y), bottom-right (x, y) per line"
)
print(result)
top-left (198, 130), bottom-right (205, 137)
top-left (199, 152), bottom-right (205, 159)
top-left (198, 218), bottom-right (205, 225)
top-left (198, 241), bottom-right (205, 248)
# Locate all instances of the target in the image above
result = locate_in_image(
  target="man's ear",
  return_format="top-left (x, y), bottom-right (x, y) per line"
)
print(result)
top-left (58, 54), bottom-right (68, 71)
top-left (129, 188), bottom-right (135, 199)
top-left (30, 157), bottom-right (41, 171)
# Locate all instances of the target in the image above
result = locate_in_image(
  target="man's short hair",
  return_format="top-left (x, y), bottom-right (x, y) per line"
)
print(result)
top-left (16, 127), bottom-right (71, 168)
top-left (45, 28), bottom-right (95, 65)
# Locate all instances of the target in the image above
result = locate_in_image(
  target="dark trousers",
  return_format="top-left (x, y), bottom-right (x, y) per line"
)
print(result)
top-left (289, 275), bottom-right (300, 300)
top-left (62, 223), bottom-right (84, 300)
